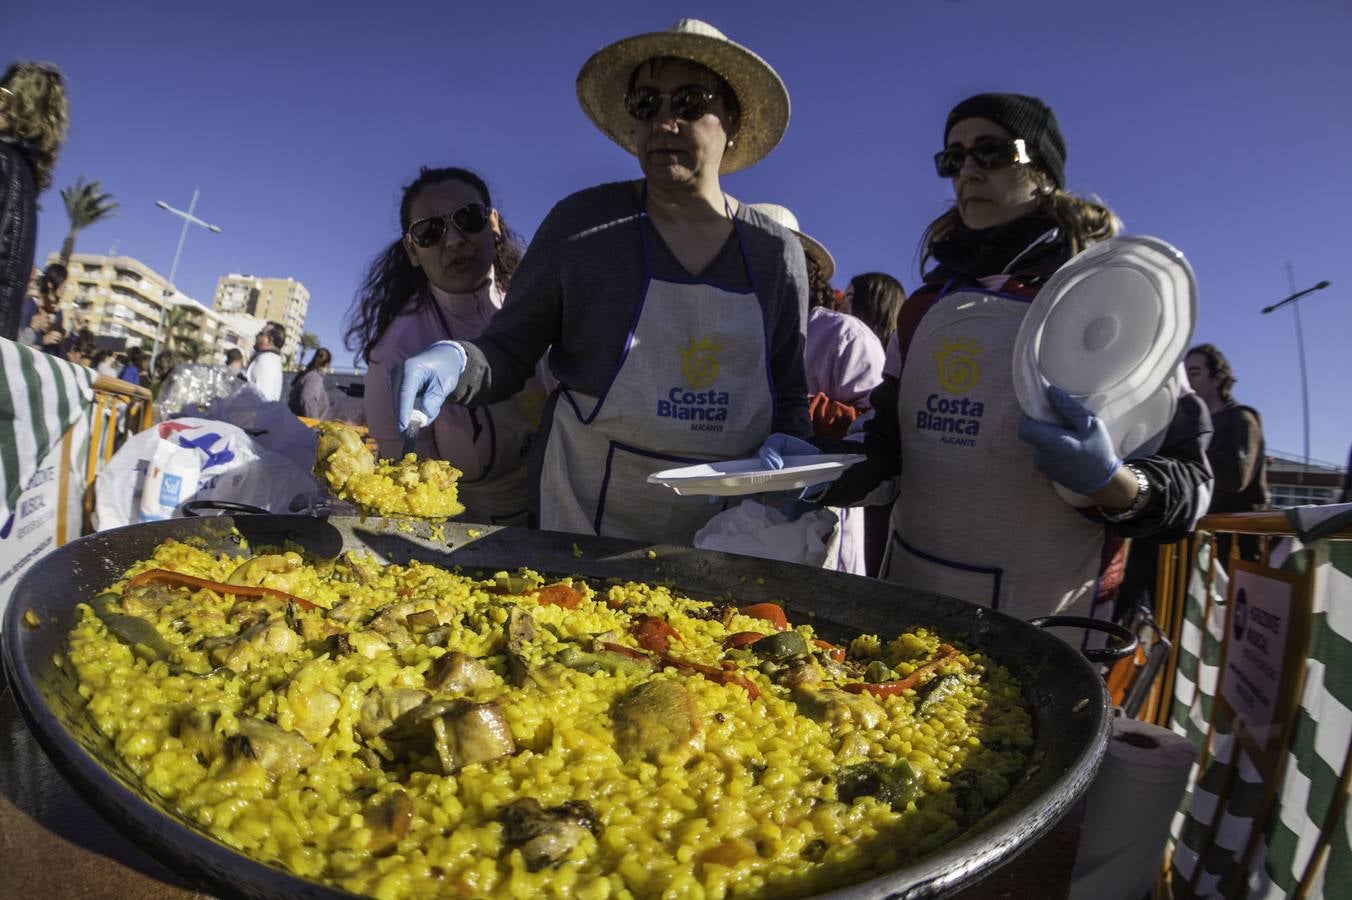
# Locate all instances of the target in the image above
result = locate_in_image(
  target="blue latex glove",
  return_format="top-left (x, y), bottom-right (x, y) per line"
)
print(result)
top-left (393, 341), bottom-right (467, 433)
top-left (757, 433), bottom-right (820, 470)
top-left (1017, 385), bottom-right (1122, 495)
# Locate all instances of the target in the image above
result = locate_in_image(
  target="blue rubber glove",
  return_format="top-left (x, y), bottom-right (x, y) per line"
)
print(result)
top-left (1017, 385), bottom-right (1122, 495)
top-left (393, 341), bottom-right (467, 433)
top-left (757, 433), bottom-right (820, 471)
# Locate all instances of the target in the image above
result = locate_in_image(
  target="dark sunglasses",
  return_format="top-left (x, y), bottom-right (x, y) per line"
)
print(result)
top-left (406, 202), bottom-right (491, 248)
top-left (933, 137), bottom-right (1031, 178)
top-left (624, 84), bottom-right (720, 122)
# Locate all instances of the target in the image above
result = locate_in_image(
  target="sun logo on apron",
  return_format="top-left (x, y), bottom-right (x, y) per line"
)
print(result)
top-left (935, 337), bottom-right (981, 394)
top-left (681, 337), bottom-right (724, 388)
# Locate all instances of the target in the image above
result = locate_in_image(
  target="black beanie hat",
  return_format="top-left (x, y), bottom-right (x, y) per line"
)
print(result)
top-left (945, 93), bottom-right (1067, 188)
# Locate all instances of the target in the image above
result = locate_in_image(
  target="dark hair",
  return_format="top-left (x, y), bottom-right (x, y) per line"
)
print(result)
top-left (303, 347), bottom-right (332, 374)
top-left (627, 57), bottom-right (741, 136)
top-left (1187, 343), bottom-right (1236, 402)
top-left (42, 262), bottom-right (67, 291)
top-left (124, 346), bottom-right (144, 368)
top-left (344, 167), bottom-right (525, 364)
top-left (264, 321), bottom-right (286, 349)
top-left (848, 272), bottom-right (907, 344)
top-left (224, 347), bottom-right (243, 365)
top-left (804, 254), bottom-right (835, 311)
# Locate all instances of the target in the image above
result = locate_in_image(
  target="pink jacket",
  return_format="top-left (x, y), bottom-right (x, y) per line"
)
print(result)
top-left (805, 307), bottom-right (885, 407)
top-left (364, 276), bottom-right (543, 522)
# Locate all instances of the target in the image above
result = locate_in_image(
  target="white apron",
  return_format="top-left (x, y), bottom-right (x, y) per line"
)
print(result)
top-left (426, 300), bottom-right (540, 525)
top-left (538, 193), bottom-right (774, 544)
top-left (880, 284), bottom-right (1110, 621)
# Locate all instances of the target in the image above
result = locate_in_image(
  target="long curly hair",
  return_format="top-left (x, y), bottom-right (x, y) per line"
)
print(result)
top-left (1187, 343), bottom-right (1236, 402)
top-left (848, 272), bottom-right (907, 344)
top-left (920, 167), bottom-right (1120, 273)
top-left (0, 62), bottom-right (69, 190)
top-left (804, 253), bottom-right (836, 310)
top-left (344, 167), bottom-right (525, 364)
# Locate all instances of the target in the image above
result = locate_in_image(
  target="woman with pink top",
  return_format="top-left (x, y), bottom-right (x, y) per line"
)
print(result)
top-left (345, 166), bottom-right (545, 525)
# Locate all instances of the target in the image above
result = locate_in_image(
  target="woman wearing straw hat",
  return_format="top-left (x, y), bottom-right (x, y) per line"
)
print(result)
top-left (760, 93), bottom-right (1212, 621)
top-left (394, 20), bottom-right (811, 543)
top-left (750, 202), bottom-right (883, 574)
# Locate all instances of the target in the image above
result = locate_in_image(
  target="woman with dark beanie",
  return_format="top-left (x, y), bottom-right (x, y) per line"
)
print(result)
top-left (761, 93), bottom-right (1213, 622)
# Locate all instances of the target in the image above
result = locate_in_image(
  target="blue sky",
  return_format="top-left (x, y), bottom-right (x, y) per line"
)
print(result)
top-left (7, 0), bottom-right (1351, 465)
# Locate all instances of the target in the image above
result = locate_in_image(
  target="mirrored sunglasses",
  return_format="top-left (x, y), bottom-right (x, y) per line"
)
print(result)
top-left (624, 84), bottom-right (719, 122)
top-left (407, 203), bottom-right (491, 248)
top-left (934, 137), bottom-right (1031, 179)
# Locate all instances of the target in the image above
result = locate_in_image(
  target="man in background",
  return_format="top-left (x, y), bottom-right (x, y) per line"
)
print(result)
top-left (245, 321), bottom-right (285, 401)
top-left (1186, 343), bottom-right (1269, 564)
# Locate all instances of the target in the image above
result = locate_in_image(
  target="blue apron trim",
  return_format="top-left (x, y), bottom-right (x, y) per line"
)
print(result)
top-left (890, 530), bottom-right (1005, 610)
top-left (429, 293), bottom-right (498, 484)
top-left (593, 440), bottom-right (710, 535)
top-left (566, 183), bottom-right (765, 428)
top-left (1081, 529), bottom-right (1114, 652)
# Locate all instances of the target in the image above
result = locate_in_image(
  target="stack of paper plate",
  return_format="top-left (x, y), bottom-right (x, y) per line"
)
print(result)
top-left (1014, 235), bottom-right (1197, 503)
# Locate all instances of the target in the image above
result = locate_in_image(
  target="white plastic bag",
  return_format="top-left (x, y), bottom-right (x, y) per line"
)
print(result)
top-left (94, 419), bottom-right (318, 530)
top-left (138, 437), bottom-right (202, 522)
top-left (198, 383), bottom-right (318, 475)
top-left (693, 500), bottom-right (840, 567)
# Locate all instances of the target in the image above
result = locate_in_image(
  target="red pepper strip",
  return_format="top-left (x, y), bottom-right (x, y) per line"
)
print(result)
top-left (535, 583), bottom-right (583, 609)
top-left (125, 569), bottom-right (318, 610)
top-left (842, 644), bottom-right (961, 698)
top-left (813, 639), bottom-right (847, 662)
top-left (738, 603), bottom-right (788, 632)
top-left (599, 642), bottom-right (650, 660)
top-left (631, 614), bottom-right (681, 654)
top-left (662, 653), bottom-right (760, 700)
top-left (723, 631), bottom-right (767, 650)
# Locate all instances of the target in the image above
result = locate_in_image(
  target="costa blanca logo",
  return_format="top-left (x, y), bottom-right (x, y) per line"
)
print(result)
top-left (934, 337), bottom-right (981, 394)
top-left (681, 337), bottom-right (724, 389)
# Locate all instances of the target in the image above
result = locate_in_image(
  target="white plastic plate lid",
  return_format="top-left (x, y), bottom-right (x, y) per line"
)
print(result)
top-left (647, 454), bottom-right (867, 497)
top-left (1013, 235), bottom-right (1197, 461)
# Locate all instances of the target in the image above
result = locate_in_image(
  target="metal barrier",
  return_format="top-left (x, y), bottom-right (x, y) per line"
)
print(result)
top-left (81, 376), bottom-right (154, 534)
top-left (1144, 509), bottom-right (1352, 898)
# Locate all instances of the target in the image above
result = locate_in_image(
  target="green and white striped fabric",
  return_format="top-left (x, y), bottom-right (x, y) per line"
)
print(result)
top-left (1168, 507), bottom-right (1352, 898)
top-left (0, 337), bottom-right (95, 522)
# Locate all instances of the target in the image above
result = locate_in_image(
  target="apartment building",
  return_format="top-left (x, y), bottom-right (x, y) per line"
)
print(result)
top-left (212, 274), bottom-right (309, 364)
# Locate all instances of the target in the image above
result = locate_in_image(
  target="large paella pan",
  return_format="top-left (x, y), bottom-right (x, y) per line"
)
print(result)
top-left (2, 515), bottom-right (1114, 898)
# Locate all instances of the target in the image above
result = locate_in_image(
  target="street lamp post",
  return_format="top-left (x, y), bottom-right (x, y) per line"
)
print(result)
top-left (150, 189), bottom-right (221, 370)
top-left (1260, 264), bottom-right (1331, 466)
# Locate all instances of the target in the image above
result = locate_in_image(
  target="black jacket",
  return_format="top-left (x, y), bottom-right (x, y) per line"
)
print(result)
top-left (0, 136), bottom-right (39, 341)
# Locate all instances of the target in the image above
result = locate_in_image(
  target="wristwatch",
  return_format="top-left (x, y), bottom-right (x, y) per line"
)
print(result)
top-left (1100, 464), bottom-right (1151, 522)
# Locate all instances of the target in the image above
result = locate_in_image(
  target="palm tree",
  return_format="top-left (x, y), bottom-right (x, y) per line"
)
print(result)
top-left (299, 331), bottom-right (320, 364)
top-left (161, 304), bottom-right (195, 356)
top-left (59, 177), bottom-right (119, 267)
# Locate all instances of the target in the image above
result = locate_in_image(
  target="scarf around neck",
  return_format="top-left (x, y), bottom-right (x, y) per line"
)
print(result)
top-left (928, 214), bottom-right (1068, 284)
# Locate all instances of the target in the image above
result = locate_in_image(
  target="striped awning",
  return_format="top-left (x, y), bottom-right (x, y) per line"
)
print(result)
top-left (0, 338), bottom-right (95, 522)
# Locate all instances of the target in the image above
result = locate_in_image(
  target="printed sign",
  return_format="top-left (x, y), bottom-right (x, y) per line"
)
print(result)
top-left (0, 423), bottom-right (86, 622)
top-left (1217, 559), bottom-right (1312, 770)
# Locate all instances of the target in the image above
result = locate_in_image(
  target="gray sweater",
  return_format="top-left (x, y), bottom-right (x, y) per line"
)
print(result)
top-left (452, 180), bottom-right (812, 439)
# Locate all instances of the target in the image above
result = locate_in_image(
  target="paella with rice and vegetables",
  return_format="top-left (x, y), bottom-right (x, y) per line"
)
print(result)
top-left (314, 422), bottom-right (466, 519)
top-left (64, 537), bottom-right (1033, 899)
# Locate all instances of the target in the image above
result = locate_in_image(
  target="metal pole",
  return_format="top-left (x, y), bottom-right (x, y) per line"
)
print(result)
top-left (149, 189), bottom-right (218, 372)
top-left (1286, 262), bottom-right (1312, 467)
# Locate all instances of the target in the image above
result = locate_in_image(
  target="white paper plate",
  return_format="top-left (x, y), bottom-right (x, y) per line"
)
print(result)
top-left (1014, 235), bottom-right (1197, 462)
top-left (647, 454), bottom-right (867, 497)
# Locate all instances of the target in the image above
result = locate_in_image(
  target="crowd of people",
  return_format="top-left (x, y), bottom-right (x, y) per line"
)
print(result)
top-left (0, 21), bottom-right (1302, 625)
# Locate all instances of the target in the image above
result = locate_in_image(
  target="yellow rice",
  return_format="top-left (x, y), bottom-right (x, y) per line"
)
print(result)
top-left (65, 538), bottom-right (1033, 899)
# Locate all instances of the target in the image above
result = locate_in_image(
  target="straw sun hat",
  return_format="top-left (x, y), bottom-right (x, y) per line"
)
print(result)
top-left (575, 19), bottom-right (790, 174)
top-left (747, 203), bottom-right (835, 282)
